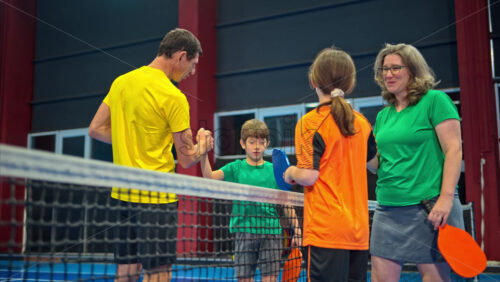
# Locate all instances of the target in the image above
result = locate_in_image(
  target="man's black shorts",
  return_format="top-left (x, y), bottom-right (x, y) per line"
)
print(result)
top-left (111, 198), bottom-right (178, 270)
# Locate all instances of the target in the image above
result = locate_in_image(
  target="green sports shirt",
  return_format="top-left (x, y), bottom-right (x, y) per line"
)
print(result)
top-left (373, 90), bottom-right (460, 206)
top-left (221, 159), bottom-right (282, 234)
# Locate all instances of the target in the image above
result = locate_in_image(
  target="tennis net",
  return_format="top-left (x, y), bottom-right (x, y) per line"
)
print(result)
top-left (0, 144), bottom-right (478, 281)
top-left (0, 144), bottom-right (303, 281)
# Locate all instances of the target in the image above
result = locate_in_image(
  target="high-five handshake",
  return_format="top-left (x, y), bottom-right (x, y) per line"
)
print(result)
top-left (196, 128), bottom-right (214, 157)
top-left (172, 127), bottom-right (215, 169)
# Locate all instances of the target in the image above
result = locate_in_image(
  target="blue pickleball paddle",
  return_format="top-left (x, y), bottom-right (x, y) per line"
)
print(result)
top-left (272, 149), bottom-right (292, 191)
top-left (273, 149), bottom-right (302, 281)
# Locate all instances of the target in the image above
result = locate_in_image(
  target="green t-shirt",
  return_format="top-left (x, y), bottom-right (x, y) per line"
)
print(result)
top-left (221, 159), bottom-right (282, 234)
top-left (373, 90), bottom-right (460, 206)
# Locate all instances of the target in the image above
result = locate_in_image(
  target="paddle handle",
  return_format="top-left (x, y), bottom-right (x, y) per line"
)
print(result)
top-left (421, 199), bottom-right (434, 214)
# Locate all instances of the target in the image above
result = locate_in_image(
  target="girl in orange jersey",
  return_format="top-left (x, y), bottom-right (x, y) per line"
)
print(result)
top-left (284, 47), bottom-right (377, 282)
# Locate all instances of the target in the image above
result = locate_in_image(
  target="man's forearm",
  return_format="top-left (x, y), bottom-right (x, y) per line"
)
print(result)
top-left (178, 144), bottom-right (201, 168)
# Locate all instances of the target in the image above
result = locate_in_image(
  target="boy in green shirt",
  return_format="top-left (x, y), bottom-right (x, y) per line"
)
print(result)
top-left (201, 119), bottom-right (300, 282)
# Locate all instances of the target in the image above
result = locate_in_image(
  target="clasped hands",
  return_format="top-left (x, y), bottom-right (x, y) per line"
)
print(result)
top-left (196, 128), bottom-right (214, 155)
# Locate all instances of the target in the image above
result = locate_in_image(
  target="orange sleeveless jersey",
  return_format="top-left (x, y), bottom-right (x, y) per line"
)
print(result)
top-left (295, 106), bottom-right (371, 250)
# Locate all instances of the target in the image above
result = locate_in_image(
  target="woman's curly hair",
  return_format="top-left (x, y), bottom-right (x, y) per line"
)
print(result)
top-left (373, 43), bottom-right (439, 105)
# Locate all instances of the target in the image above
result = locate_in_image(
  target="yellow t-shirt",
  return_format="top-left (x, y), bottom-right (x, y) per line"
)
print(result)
top-left (103, 66), bottom-right (190, 203)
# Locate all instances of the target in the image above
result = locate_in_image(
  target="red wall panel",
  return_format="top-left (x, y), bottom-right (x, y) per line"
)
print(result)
top-left (177, 0), bottom-right (217, 255)
top-left (455, 0), bottom-right (500, 260)
top-left (0, 0), bottom-right (36, 253)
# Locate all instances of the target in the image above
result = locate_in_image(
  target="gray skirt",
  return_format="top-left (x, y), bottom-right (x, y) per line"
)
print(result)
top-left (369, 193), bottom-right (464, 264)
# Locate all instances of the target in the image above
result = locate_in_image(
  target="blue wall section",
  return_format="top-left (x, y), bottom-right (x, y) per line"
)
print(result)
top-left (32, 0), bottom-right (460, 126)
top-left (216, 0), bottom-right (459, 111)
top-left (32, 0), bottom-right (178, 132)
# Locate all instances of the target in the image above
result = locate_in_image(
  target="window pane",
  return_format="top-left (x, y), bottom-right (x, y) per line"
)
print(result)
top-left (62, 136), bottom-right (85, 157)
top-left (446, 91), bottom-right (461, 117)
top-left (358, 105), bottom-right (384, 126)
top-left (91, 139), bottom-right (113, 162)
top-left (31, 135), bottom-right (56, 152)
top-left (218, 113), bottom-right (255, 155)
top-left (497, 84), bottom-right (500, 148)
top-left (305, 102), bottom-right (319, 115)
top-left (264, 114), bottom-right (297, 148)
top-left (305, 106), bottom-right (316, 114)
top-left (494, 38), bottom-right (500, 78)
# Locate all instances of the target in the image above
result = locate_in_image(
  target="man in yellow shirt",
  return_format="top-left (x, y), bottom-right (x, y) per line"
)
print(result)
top-left (89, 28), bottom-right (213, 282)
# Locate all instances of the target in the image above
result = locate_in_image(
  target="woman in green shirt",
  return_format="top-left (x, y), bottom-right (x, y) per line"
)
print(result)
top-left (369, 43), bottom-right (464, 282)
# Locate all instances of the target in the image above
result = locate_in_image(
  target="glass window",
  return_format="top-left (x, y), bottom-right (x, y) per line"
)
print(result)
top-left (493, 38), bottom-right (500, 78)
top-left (216, 112), bottom-right (256, 156)
top-left (352, 96), bottom-right (384, 126)
top-left (357, 105), bottom-right (384, 126)
top-left (30, 134), bottom-right (56, 152)
top-left (29, 128), bottom-right (96, 159)
top-left (62, 136), bottom-right (85, 157)
top-left (212, 98), bottom-right (395, 157)
top-left (91, 139), bottom-right (113, 162)
top-left (263, 114), bottom-right (297, 148)
top-left (496, 83), bottom-right (500, 152)
top-left (258, 105), bottom-right (303, 155)
top-left (442, 88), bottom-right (461, 118)
top-left (305, 102), bottom-right (319, 114)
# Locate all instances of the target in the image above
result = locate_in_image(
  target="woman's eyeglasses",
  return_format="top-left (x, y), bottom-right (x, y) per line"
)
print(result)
top-left (378, 65), bottom-right (406, 75)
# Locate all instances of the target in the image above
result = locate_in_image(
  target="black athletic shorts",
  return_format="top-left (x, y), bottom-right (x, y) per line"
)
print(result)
top-left (111, 198), bottom-right (178, 270)
top-left (306, 245), bottom-right (368, 282)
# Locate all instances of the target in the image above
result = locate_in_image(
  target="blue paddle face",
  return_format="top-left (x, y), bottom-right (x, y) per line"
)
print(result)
top-left (272, 149), bottom-right (291, 191)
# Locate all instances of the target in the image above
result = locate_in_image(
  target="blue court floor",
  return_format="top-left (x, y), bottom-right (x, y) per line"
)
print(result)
top-left (1, 261), bottom-right (499, 281)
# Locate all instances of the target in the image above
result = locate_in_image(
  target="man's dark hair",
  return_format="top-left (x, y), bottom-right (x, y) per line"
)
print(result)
top-left (157, 28), bottom-right (202, 60)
